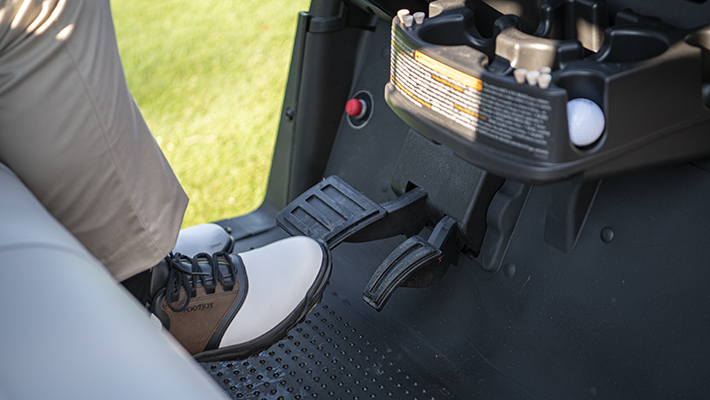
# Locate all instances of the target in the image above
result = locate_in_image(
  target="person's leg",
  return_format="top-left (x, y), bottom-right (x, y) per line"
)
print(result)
top-left (0, 1), bottom-right (334, 361)
top-left (0, 0), bottom-right (188, 281)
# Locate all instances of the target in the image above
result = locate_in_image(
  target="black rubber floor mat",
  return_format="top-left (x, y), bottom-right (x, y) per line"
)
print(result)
top-left (201, 298), bottom-right (441, 400)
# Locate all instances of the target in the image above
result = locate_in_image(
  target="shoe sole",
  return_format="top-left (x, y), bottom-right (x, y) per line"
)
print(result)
top-left (194, 239), bottom-right (333, 362)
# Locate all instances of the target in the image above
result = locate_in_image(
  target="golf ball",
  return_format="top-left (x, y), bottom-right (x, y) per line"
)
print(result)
top-left (567, 98), bottom-right (605, 147)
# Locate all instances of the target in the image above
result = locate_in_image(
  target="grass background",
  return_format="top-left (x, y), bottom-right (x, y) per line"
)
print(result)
top-left (112, 0), bottom-right (310, 228)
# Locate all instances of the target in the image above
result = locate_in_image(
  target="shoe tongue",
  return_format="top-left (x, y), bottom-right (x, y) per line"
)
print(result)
top-left (149, 258), bottom-right (170, 299)
top-left (149, 254), bottom-right (215, 298)
top-left (193, 254), bottom-right (215, 286)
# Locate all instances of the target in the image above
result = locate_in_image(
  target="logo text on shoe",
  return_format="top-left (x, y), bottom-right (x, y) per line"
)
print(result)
top-left (182, 302), bottom-right (214, 313)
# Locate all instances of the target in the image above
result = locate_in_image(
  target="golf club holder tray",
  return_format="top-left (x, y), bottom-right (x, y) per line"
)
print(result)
top-left (385, 0), bottom-right (710, 184)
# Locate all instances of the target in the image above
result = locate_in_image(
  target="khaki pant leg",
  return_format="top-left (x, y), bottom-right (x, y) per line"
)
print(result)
top-left (0, 0), bottom-right (189, 281)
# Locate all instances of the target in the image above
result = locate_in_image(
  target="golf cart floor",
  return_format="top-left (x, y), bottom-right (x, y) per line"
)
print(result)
top-left (199, 219), bottom-right (452, 400)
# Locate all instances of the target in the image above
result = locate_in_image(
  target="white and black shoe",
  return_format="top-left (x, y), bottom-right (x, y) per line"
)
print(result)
top-left (148, 236), bottom-right (331, 361)
top-left (121, 223), bottom-right (234, 305)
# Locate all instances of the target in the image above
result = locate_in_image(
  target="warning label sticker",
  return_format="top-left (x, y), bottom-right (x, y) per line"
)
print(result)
top-left (390, 27), bottom-right (552, 159)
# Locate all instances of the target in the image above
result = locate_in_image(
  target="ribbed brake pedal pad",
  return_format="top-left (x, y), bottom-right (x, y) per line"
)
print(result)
top-left (276, 176), bottom-right (387, 249)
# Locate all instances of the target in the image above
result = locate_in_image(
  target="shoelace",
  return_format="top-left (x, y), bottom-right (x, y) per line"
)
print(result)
top-left (164, 251), bottom-right (238, 312)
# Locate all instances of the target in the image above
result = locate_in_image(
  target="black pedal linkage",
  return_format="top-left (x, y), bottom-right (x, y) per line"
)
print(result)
top-left (363, 216), bottom-right (462, 312)
top-left (276, 176), bottom-right (428, 249)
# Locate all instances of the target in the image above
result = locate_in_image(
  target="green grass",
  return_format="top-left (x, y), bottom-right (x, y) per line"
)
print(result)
top-left (112, 0), bottom-right (310, 228)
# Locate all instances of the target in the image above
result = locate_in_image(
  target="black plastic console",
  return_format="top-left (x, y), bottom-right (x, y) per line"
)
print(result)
top-left (385, 0), bottom-right (710, 183)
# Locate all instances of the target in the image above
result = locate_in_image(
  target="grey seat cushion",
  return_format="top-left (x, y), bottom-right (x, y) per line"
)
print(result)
top-left (0, 163), bottom-right (228, 400)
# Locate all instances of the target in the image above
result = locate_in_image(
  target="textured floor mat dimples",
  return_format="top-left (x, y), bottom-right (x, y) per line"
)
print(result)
top-left (201, 300), bottom-right (443, 400)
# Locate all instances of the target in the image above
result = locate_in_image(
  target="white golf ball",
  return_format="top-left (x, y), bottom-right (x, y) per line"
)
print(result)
top-left (567, 98), bottom-right (605, 147)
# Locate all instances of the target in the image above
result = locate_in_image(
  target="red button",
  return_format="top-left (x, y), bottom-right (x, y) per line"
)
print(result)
top-left (346, 98), bottom-right (365, 118)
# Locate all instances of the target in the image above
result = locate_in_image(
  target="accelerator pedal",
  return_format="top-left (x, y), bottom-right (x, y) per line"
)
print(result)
top-left (363, 216), bottom-right (462, 311)
top-left (276, 176), bottom-right (428, 249)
